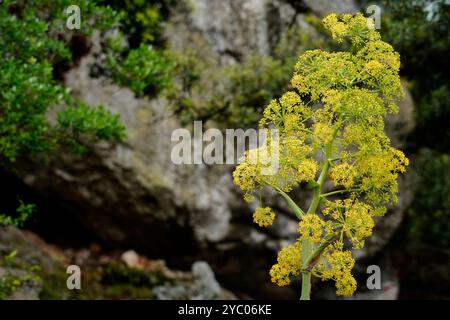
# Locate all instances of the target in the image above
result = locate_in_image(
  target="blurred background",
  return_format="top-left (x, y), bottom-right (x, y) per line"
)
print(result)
top-left (0, 0), bottom-right (448, 300)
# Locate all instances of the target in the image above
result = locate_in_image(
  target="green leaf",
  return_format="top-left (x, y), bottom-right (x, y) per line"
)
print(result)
top-left (275, 188), bottom-right (305, 219)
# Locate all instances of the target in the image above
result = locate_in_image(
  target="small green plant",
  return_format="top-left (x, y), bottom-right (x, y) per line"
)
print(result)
top-left (0, 251), bottom-right (41, 299)
top-left (0, 201), bottom-right (39, 300)
top-left (0, 201), bottom-right (34, 228)
top-left (168, 53), bottom-right (292, 128)
top-left (233, 13), bottom-right (408, 299)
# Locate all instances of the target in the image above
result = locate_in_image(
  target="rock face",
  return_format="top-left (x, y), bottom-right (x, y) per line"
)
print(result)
top-left (0, 227), bottom-right (234, 300)
top-left (0, 227), bottom-right (59, 300)
top-left (153, 261), bottom-right (235, 300)
top-left (9, 0), bottom-right (415, 298)
top-left (303, 0), bottom-right (358, 16)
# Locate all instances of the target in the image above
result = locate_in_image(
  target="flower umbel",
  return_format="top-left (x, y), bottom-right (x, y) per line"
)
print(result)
top-left (270, 242), bottom-right (302, 286)
top-left (298, 214), bottom-right (325, 244)
top-left (232, 12), bottom-right (408, 299)
top-left (253, 207), bottom-right (276, 228)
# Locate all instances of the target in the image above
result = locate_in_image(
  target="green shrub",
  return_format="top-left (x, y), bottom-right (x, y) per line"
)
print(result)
top-left (168, 20), bottom-right (342, 128)
top-left (0, 0), bottom-right (126, 299)
top-left (106, 42), bottom-right (175, 97)
top-left (0, 202), bottom-right (34, 228)
top-left (0, 251), bottom-right (41, 299)
top-left (408, 150), bottom-right (450, 247)
top-left (0, 0), bottom-right (126, 164)
top-left (99, 0), bottom-right (177, 46)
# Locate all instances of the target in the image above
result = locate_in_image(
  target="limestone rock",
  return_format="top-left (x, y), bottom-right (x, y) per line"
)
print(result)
top-left (153, 261), bottom-right (235, 300)
top-left (303, 0), bottom-right (357, 16)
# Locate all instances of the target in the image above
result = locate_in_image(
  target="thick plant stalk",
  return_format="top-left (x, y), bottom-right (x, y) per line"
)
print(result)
top-left (300, 272), bottom-right (311, 300)
top-left (300, 133), bottom-right (336, 300)
top-left (300, 240), bottom-right (312, 300)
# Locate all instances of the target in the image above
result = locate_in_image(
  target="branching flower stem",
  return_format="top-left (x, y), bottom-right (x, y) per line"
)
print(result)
top-left (232, 13), bottom-right (408, 299)
top-left (300, 127), bottom-right (339, 300)
top-left (321, 188), bottom-right (361, 198)
top-left (303, 232), bottom-right (340, 272)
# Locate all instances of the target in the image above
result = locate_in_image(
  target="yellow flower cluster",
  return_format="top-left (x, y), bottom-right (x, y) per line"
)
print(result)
top-left (279, 91), bottom-right (301, 110)
top-left (312, 122), bottom-right (334, 146)
top-left (270, 242), bottom-right (302, 286)
top-left (290, 74), bottom-right (306, 91)
top-left (335, 272), bottom-right (357, 296)
top-left (329, 162), bottom-right (357, 189)
top-left (283, 114), bottom-right (301, 133)
top-left (295, 50), bottom-right (359, 100)
top-left (323, 199), bottom-right (375, 249)
top-left (234, 135), bottom-right (317, 197)
top-left (260, 91), bottom-right (310, 130)
top-left (253, 207), bottom-right (276, 228)
top-left (320, 245), bottom-right (357, 296)
top-left (357, 40), bottom-right (403, 103)
top-left (345, 206), bottom-right (374, 249)
top-left (323, 88), bottom-right (386, 123)
top-left (322, 13), bottom-right (381, 46)
top-left (356, 147), bottom-right (409, 204)
top-left (297, 214), bottom-right (325, 244)
top-left (322, 13), bottom-right (347, 43)
top-left (296, 159), bottom-right (318, 183)
top-left (232, 136), bottom-right (281, 201)
top-left (365, 60), bottom-right (384, 76)
top-left (232, 162), bottom-right (259, 202)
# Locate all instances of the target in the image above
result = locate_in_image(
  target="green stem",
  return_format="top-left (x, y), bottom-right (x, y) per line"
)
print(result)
top-left (306, 141), bottom-right (333, 215)
top-left (299, 126), bottom-right (339, 300)
top-left (321, 188), bottom-right (360, 198)
top-left (299, 128), bottom-right (317, 137)
top-left (300, 272), bottom-right (311, 300)
top-left (303, 233), bottom-right (340, 271)
top-left (299, 156), bottom-right (329, 300)
top-left (300, 240), bottom-right (312, 300)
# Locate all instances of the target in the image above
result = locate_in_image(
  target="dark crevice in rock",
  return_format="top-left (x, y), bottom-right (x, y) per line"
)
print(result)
top-left (282, 0), bottom-right (311, 14)
top-left (0, 168), bottom-right (94, 248)
top-left (53, 35), bottom-right (93, 82)
top-left (217, 49), bottom-right (243, 63)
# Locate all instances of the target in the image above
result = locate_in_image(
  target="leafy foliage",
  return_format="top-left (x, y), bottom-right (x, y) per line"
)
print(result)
top-left (97, 1), bottom-right (177, 98)
top-left (0, 0), bottom-right (126, 164)
top-left (0, 0), bottom-right (126, 299)
top-left (233, 13), bottom-right (408, 297)
top-left (408, 150), bottom-right (450, 247)
top-left (169, 28), bottom-right (331, 128)
top-left (99, 0), bottom-right (177, 47)
top-left (0, 250), bottom-right (41, 299)
top-left (106, 40), bottom-right (175, 97)
top-left (0, 201), bottom-right (34, 228)
top-left (168, 54), bottom-right (287, 127)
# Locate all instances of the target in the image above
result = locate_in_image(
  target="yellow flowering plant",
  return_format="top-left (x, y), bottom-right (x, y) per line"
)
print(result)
top-left (233, 13), bottom-right (409, 299)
